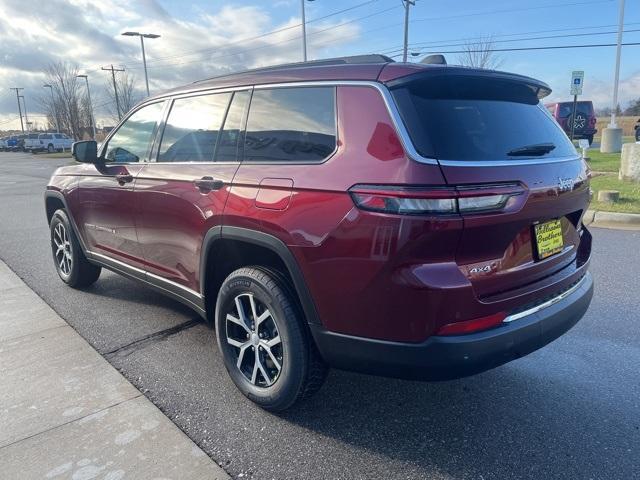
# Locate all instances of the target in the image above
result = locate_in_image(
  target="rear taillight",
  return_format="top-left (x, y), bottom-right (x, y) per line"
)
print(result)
top-left (349, 183), bottom-right (524, 216)
top-left (436, 312), bottom-right (506, 335)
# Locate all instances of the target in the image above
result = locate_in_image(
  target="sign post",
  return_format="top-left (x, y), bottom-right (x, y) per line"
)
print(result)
top-left (569, 71), bottom-right (584, 142)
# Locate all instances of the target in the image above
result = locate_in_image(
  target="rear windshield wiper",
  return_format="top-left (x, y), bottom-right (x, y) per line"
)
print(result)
top-left (507, 143), bottom-right (556, 156)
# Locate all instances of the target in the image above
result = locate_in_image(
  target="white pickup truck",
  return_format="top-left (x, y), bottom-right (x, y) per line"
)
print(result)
top-left (23, 133), bottom-right (41, 152)
top-left (37, 133), bottom-right (74, 153)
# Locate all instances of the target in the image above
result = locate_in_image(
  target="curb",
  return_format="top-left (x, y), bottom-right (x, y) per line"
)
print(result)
top-left (584, 209), bottom-right (640, 230)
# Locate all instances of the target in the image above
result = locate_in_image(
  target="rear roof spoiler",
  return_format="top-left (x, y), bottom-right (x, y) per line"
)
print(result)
top-left (385, 67), bottom-right (552, 100)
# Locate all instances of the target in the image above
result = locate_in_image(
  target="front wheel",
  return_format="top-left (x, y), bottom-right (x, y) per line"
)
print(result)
top-left (50, 209), bottom-right (101, 288)
top-left (215, 267), bottom-right (328, 411)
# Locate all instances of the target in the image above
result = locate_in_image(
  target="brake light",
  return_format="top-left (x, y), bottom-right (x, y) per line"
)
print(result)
top-left (436, 312), bottom-right (506, 335)
top-left (349, 183), bottom-right (524, 215)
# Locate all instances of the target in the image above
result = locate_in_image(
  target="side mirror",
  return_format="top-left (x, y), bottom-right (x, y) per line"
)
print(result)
top-left (72, 141), bottom-right (98, 163)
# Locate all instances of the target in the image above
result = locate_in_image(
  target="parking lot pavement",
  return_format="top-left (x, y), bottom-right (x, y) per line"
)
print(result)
top-left (0, 259), bottom-right (229, 479)
top-left (1, 151), bottom-right (639, 480)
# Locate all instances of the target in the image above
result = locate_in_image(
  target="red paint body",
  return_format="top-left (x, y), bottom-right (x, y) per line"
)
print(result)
top-left (47, 61), bottom-right (592, 349)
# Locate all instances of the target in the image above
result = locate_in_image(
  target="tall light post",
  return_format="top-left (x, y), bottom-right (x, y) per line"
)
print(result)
top-left (43, 84), bottom-right (60, 133)
top-left (601, 0), bottom-right (626, 153)
top-left (121, 31), bottom-right (160, 96)
top-left (77, 74), bottom-right (96, 139)
top-left (301, 0), bottom-right (315, 62)
top-left (402, 0), bottom-right (416, 63)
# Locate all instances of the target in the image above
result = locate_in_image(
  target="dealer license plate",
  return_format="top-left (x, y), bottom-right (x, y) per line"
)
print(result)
top-left (534, 219), bottom-right (564, 260)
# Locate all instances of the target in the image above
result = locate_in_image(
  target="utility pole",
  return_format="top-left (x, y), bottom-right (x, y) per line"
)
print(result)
top-left (402, 0), bottom-right (416, 63)
top-left (19, 95), bottom-right (29, 131)
top-left (77, 74), bottom-right (96, 139)
top-left (301, 0), bottom-right (308, 62)
top-left (102, 64), bottom-right (125, 120)
top-left (10, 88), bottom-right (24, 132)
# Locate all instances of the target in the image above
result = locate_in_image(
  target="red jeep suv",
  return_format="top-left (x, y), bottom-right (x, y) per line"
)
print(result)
top-left (45, 56), bottom-right (593, 411)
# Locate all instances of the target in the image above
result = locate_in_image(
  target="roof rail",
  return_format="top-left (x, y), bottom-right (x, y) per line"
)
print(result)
top-left (193, 54), bottom-right (395, 84)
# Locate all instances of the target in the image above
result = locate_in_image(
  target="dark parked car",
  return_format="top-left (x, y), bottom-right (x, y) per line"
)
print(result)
top-left (546, 100), bottom-right (597, 144)
top-left (45, 56), bottom-right (593, 411)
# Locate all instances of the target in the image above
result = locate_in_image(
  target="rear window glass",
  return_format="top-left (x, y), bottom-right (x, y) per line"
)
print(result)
top-left (391, 75), bottom-right (577, 161)
top-left (244, 87), bottom-right (336, 163)
top-left (556, 102), bottom-right (594, 118)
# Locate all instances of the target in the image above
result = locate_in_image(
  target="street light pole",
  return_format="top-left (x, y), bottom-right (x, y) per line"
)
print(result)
top-left (610, 0), bottom-right (625, 128)
top-left (43, 84), bottom-right (60, 133)
top-left (121, 31), bottom-right (160, 96)
top-left (600, 0), bottom-right (626, 153)
top-left (77, 75), bottom-right (96, 139)
top-left (403, 0), bottom-right (416, 63)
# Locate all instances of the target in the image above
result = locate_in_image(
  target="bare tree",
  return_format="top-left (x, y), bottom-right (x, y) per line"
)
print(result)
top-left (39, 62), bottom-right (93, 139)
top-left (104, 71), bottom-right (142, 122)
top-left (457, 36), bottom-right (503, 70)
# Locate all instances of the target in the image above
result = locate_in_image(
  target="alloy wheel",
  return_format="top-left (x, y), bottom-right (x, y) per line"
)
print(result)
top-left (225, 293), bottom-right (283, 387)
top-left (53, 222), bottom-right (72, 276)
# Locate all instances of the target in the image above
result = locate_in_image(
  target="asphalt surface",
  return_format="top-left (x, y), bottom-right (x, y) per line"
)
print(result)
top-left (1, 151), bottom-right (639, 480)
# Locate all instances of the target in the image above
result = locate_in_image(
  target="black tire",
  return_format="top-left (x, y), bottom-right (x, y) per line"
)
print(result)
top-left (215, 267), bottom-right (328, 411)
top-left (50, 209), bottom-right (101, 288)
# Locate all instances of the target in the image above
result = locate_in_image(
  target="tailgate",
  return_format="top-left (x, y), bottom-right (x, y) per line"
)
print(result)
top-left (388, 68), bottom-right (591, 297)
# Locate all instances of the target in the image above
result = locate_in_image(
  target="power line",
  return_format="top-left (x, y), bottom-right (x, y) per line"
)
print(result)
top-left (123, 4), bottom-right (400, 71)
top-left (381, 22), bottom-right (640, 53)
top-left (141, 0), bottom-right (380, 66)
top-left (381, 27), bottom-right (640, 56)
top-left (401, 41), bottom-right (640, 57)
top-left (412, 0), bottom-right (614, 24)
top-left (80, 0), bottom-right (384, 74)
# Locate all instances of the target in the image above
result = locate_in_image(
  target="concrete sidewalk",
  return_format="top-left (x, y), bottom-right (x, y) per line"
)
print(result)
top-left (0, 260), bottom-right (229, 480)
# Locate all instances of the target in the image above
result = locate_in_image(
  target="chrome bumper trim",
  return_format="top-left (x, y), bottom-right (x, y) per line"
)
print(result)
top-left (503, 275), bottom-right (587, 323)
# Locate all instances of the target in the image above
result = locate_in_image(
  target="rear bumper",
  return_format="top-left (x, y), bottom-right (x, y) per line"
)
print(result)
top-left (310, 271), bottom-right (593, 381)
top-left (571, 129), bottom-right (597, 138)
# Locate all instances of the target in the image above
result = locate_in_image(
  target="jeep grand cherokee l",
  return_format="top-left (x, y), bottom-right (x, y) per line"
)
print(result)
top-left (45, 56), bottom-right (593, 411)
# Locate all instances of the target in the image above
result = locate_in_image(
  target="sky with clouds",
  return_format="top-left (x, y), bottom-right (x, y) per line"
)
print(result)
top-left (1, 0), bottom-right (639, 131)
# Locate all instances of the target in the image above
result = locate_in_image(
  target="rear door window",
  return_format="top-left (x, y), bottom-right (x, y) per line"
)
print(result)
top-left (157, 92), bottom-right (232, 162)
top-left (244, 87), bottom-right (336, 163)
top-left (391, 75), bottom-right (577, 161)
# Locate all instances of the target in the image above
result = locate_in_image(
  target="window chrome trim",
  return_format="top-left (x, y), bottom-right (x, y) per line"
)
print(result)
top-left (135, 79), bottom-right (581, 168)
top-left (503, 274), bottom-right (588, 324)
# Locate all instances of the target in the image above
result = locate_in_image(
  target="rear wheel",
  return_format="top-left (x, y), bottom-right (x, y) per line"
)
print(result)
top-left (215, 267), bottom-right (328, 411)
top-left (50, 209), bottom-right (101, 288)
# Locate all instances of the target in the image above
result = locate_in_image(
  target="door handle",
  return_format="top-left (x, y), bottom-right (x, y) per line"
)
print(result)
top-left (194, 176), bottom-right (224, 192)
top-left (115, 174), bottom-right (134, 185)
